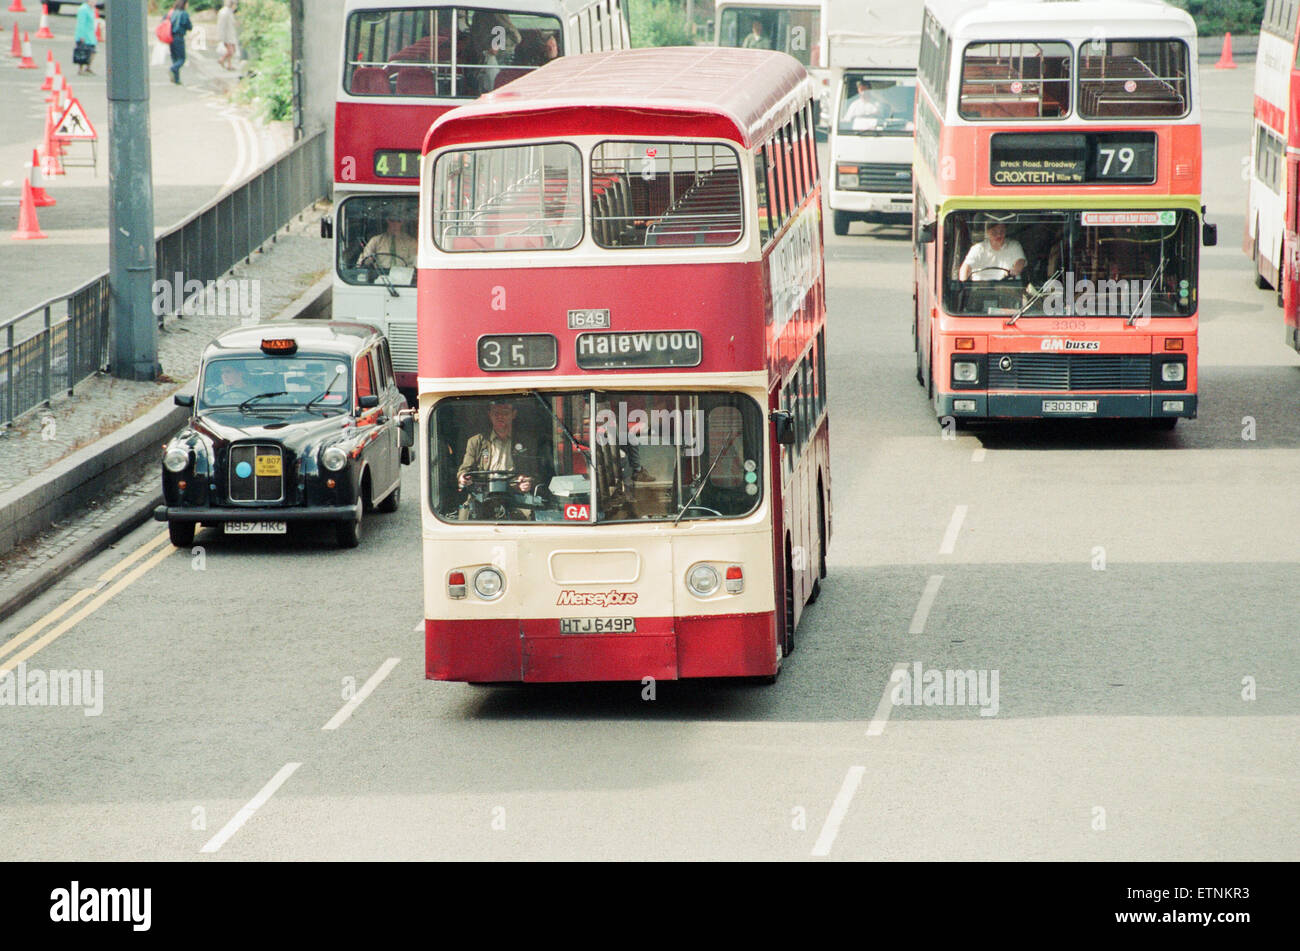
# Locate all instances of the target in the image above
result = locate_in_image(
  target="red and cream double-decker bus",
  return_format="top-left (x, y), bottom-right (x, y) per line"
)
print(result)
top-left (417, 48), bottom-right (830, 683)
top-left (913, 0), bottom-right (1215, 427)
top-left (330, 0), bottom-right (629, 390)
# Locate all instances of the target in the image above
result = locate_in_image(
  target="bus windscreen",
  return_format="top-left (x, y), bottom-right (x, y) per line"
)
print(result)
top-left (943, 209), bottom-right (1199, 318)
top-left (430, 392), bottom-right (764, 523)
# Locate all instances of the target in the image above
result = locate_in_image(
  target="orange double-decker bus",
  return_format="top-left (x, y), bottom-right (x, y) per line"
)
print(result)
top-left (912, 0), bottom-right (1216, 427)
top-left (416, 48), bottom-right (829, 683)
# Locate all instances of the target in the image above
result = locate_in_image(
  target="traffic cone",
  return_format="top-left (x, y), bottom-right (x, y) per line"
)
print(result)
top-left (39, 49), bottom-right (53, 89)
top-left (34, 4), bottom-right (52, 39)
top-left (18, 32), bottom-right (36, 68)
top-left (10, 21), bottom-right (21, 57)
top-left (95, 8), bottom-right (103, 44)
top-left (28, 148), bottom-right (54, 206)
top-left (8, 1), bottom-right (27, 14)
top-left (41, 106), bottom-right (63, 175)
top-left (45, 63), bottom-right (62, 102)
top-left (11, 180), bottom-right (47, 241)
top-left (1215, 33), bottom-right (1237, 70)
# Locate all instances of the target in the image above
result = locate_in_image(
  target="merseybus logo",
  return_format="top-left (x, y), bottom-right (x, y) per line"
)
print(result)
top-left (556, 590), bottom-right (638, 607)
top-left (1040, 339), bottom-right (1100, 351)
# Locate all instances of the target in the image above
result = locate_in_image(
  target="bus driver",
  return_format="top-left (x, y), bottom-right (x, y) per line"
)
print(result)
top-left (457, 399), bottom-right (542, 519)
top-left (959, 216), bottom-right (1027, 282)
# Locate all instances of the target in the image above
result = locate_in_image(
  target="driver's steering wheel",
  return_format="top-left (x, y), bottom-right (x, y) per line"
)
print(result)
top-left (968, 266), bottom-right (1014, 280)
top-left (362, 250), bottom-right (413, 271)
top-left (460, 469), bottom-right (531, 492)
top-left (218, 389), bottom-right (255, 404)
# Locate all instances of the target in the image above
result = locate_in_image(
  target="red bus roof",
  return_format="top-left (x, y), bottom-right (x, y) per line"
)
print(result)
top-left (423, 47), bottom-right (815, 154)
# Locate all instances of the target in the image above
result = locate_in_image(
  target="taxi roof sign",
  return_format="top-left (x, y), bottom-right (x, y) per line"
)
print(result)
top-left (260, 338), bottom-right (298, 354)
top-left (54, 98), bottom-right (97, 141)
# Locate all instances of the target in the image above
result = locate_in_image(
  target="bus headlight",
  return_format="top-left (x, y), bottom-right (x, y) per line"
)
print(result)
top-left (1161, 362), bottom-right (1185, 383)
top-left (164, 447), bottom-right (190, 473)
top-left (321, 446), bottom-right (348, 471)
top-left (687, 563), bottom-right (720, 597)
top-left (473, 566), bottom-right (505, 600)
top-left (953, 361), bottom-right (979, 383)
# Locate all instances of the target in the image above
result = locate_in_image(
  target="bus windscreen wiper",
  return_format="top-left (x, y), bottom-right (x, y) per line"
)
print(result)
top-left (1007, 267), bottom-right (1063, 327)
top-left (529, 390), bottom-right (592, 469)
top-left (1128, 257), bottom-right (1165, 326)
top-left (674, 430), bottom-right (739, 526)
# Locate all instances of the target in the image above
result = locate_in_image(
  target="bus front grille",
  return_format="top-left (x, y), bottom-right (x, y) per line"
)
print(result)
top-left (988, 353), bottom-right (1151, 391)
top-left (387, 322), bottom-right (418, 373)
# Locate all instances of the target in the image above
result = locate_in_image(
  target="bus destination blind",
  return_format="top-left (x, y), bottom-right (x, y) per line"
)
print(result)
top-left (990, 132), bottom-right (1157, 185)
top-left (477, 334), bottom-right (558, 372)
top-left (373, 149), bottom-right (421, 179)
top-left (576, 331), bottom-right (702, 370)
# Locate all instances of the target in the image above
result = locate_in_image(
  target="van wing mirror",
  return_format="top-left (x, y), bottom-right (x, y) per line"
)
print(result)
top-left (174, 393), bottom-right (193, 408)
top-left (769, 410), bottom-right (796, 446)
top-left (358, 394), bottom-right (380, 410)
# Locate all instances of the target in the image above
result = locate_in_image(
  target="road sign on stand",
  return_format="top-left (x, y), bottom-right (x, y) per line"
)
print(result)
top-left (54, 98), bottom-right (97, 140)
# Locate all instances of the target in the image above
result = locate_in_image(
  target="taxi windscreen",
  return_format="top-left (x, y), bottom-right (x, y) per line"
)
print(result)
top-left (198, 356), bottom-right (353, 412)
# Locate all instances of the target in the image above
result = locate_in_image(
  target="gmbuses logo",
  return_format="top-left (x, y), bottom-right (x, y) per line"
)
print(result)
top-left (1040, 339), bottom-right (1100, 351)
top-left (556, 590), bottom-right (638, 607)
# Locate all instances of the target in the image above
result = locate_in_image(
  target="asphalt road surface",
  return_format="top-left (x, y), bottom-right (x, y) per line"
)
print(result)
top-left (0, 64), bottom-right (1296, 861)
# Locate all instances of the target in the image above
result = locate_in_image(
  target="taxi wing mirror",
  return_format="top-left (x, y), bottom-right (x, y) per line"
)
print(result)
top-left (770, 410), bottom-right (796, 446)
top-left (174, 393), bottom-right (193, 408)
top-left (358, 394), bottom-right (380, 410)
top-left (320, 216), bottom-right (333, 240)
top-left (399, 413), bottom-right (415, 448)
top-left (1202, 221), bottom-right (1218, 247)
top-left (917, 220), bottom-right (936, 244)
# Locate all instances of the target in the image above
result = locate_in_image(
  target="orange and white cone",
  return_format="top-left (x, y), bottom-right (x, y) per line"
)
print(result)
top-left (41, 105), bottom-right (64, 176)
top-left (9, 21), bottom-right (19, 58)
top-left (1215, 33), bottom-right (1238, 70)
top-left (18, 31), bottom-right (36, 68)
top-left (28, 148), bottom-right (55, 206)
top-left (11, 180), bottom-right (48, 241)
top-left (8, 0), bottom-right (29, 15)
top-left (35, 4), bottom-right (53, 39)
top-left (39, 49), bottom-right (54, 90)
top-left (45, 63), bottom-right (62, 103)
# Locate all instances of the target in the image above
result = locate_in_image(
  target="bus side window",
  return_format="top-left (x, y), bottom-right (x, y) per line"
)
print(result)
top-left (755, 152), bottom-right (772, 245)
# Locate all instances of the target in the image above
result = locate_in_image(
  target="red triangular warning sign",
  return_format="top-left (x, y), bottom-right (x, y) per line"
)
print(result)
top-left (54, 98), bottom-right (97, 140)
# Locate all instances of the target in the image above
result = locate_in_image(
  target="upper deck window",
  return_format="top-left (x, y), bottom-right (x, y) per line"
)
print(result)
top-left (343, 6), bottom-right (562, 99)
top-left (959, 41), bottom-right (1072, 120)
top-left (590, 142), bottom-right (743, 249)
top-left (717, 5), bottom-right (821, 68)
top-left (433, 143), bottom-right (583, 252)
top-left (1078, 39), bottom-right (1190, 119)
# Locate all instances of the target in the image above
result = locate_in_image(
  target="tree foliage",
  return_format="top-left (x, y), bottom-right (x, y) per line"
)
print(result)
top-left (629, 0), bottom-right (697, 48)
top-left (1170, 0), bottom-right (1266, 35)
top-left (233, 0), bottom-right (293, 123)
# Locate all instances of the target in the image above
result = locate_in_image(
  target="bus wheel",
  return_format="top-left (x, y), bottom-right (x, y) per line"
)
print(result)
top-left (1278, 246), bottom-right (1285, 307)
top-left (833, 211), bottom-right (850, 236)
top-left (1149, 417), bottom-right (1178, 431)
top-left (1254, 232), bottom-right (1271, 289)
top-left (914, 323), bottom-right (925, 386)
top-left (817, 486), bottom-right (828, 580)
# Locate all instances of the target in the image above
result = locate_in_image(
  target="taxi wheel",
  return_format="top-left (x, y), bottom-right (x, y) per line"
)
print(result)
top-left (377, 481), bottom-right (400, 514)
top-left (336, 508), bottom-right (363, 549)
top-left (168, 520), bottom-right (194, 548)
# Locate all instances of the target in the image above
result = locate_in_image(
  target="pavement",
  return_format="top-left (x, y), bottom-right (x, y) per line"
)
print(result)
top-left (0, 4), bottom-right (288, 320)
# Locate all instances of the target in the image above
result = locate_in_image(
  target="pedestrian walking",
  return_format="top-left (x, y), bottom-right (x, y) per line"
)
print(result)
top-left (168, 0), bottom-right (194, 85)
top-left (217, 0), bottom-right (239, 71)
top-left (73, 0), bottom-right (97, 75)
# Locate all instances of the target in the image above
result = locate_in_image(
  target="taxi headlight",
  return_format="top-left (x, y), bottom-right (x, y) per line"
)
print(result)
top-left (164, 447), bottom-right (190, 473)
top-left (473, 567), bottom-right (505, 600)
top-left (321, 446), bottom-right (348, 471)
top-left (687, 563), bottom-right (720, 597)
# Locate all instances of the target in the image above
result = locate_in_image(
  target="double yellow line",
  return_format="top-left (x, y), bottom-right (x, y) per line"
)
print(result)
top-left (0, 530), bottom-right (177, 676)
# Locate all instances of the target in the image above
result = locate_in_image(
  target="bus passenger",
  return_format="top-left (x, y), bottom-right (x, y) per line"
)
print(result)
top-left (741, 19), bottom-right (771, 50)
top-left (958, 218), bottom-right (1027, 282)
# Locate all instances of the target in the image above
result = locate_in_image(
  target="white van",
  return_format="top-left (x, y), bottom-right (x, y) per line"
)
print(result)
top-left (826, 5), bottom-right (923, 234)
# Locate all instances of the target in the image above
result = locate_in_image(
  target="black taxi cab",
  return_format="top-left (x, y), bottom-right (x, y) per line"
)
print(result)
top-left (154, 321), bottom-right (413, 549)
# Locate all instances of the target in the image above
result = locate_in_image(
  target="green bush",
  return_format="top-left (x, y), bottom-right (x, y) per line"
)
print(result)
top-left (629, 0), bottom-right (696, 48)
top-left (233, 0), bottom-right (293, 122)
top-left (1169, 0), bottom-right (1265, 35)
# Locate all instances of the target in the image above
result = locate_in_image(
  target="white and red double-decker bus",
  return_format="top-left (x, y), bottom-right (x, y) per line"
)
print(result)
top-left (417, 48), bottom-right (830, 683)
top-left (1246, 0), bottom-right (1299, 306)
top-left (330, 0), bottom-right (630, 390)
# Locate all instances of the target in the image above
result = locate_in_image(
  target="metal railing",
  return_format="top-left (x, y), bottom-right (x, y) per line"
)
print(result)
top-left (1, 130), bottom-right (330, 427)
